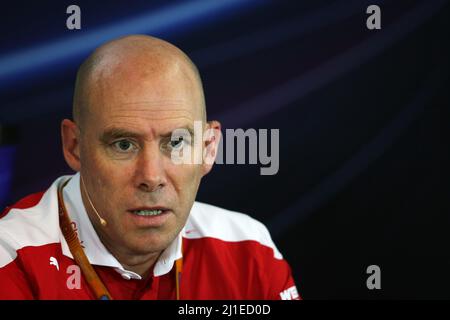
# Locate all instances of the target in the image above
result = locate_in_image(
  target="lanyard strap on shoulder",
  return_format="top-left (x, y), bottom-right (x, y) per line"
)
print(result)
top-left (58, 179), bottom-right (113, 300)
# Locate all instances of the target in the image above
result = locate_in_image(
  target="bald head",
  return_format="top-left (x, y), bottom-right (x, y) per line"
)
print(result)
top-left (73, 35), bottom-right (206, 129)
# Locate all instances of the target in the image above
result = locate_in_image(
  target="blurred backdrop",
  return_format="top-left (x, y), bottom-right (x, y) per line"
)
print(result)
top-left (1, 0), bottom-right (449, 299)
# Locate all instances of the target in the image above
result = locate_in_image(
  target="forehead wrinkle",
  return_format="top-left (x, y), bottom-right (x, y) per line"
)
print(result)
top-left (107, 114), bottom-right (196, 122)
top-left (106, 104), bottom-right (200, 121)
top-left (113, 101), bottom-right (202, 118)
top-left (108, 108), bottom-right (196, 119)
top-left (112, 106), bottom-right (194, 114)
top-left (119, 100), bottom-right (187, 107)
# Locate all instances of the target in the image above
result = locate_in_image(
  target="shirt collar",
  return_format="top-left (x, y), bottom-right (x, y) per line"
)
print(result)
top-left (60, 173), bottom-right (183, 279)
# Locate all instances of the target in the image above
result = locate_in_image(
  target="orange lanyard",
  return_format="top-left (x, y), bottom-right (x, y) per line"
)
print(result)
top-left (57, 179), bottom-right (183, 300)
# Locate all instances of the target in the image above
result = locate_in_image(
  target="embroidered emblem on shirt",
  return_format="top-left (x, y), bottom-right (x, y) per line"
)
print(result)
top-left (49, 257), bottom-right (60, 271)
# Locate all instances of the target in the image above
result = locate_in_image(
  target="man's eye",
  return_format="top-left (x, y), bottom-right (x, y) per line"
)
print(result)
top-left (170, 137), bottom-right (184, 149)
top-left (112, 140), bottom-right (135, 152)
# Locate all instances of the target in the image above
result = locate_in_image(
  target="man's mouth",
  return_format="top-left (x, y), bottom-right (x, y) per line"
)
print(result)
top-left (128, 207), bottom-right (169, 217)
top-left (132, 209), bottom-right (163, 216)
top-left (127, 207), bottom-right (171, 227)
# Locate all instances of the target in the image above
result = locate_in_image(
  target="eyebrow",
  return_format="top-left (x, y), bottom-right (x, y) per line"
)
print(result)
top-left (100, 126), bottom-right (195, 142)
top-left (100, 128), bottom-right (142, 142)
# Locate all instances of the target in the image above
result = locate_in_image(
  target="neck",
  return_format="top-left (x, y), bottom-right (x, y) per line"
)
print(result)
top-left (92, 220), bottom-right (161, 278)
top-left (107, 245), bottom-right (161, 279)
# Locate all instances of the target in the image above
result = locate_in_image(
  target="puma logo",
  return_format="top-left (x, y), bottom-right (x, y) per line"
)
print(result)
top-left (49, 257), bottom-right (59, 271)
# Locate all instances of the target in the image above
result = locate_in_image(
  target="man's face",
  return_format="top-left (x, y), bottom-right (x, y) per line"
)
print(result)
top-left (77, 61), bottom-right (206, 256)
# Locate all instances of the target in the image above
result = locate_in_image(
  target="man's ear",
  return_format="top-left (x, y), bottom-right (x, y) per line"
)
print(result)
top-left (61, 119), bottom-right (81, 172)
top-left (202, 120), bottom-right (221, 176)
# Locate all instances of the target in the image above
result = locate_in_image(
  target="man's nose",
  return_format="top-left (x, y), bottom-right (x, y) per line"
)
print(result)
top-left (135, 144), bottom-right (167, 193)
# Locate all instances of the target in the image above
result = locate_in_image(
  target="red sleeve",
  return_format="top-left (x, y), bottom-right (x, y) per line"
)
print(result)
top-left (0, 259), bottom-right (35, 300)
top-left (265, 256), bottom-right (301, 300)
top-left (0, 231), bottom-right (35, 299)
top-left (256, 223), bottom-right (301, 300)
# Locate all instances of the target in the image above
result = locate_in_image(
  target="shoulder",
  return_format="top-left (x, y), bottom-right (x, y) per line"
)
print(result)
top-left (0, 175), bottom-right (70, 267)
top-left (185, 201), bottom-right (282, 259)
top-left (0, 191), bottom-right (45, 219)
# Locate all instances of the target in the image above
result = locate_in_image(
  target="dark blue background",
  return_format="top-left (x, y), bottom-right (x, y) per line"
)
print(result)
top-left (1, 0), bottom-right (449, 299)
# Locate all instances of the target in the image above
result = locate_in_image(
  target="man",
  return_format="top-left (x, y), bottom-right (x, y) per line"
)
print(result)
top-left (0, 35), bottom-right (300, 300)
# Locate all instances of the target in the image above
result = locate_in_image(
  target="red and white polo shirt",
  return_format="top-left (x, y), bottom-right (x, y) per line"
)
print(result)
top-left (0, 173), bottom-right (300, 300)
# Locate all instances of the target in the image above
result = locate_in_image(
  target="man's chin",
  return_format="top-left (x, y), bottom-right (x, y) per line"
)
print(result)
top-left (124, 237), bottom-right (173, 255)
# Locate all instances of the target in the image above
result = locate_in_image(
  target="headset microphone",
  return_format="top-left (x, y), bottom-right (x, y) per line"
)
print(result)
top-left (80, 174), bottom-right (107, 227)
